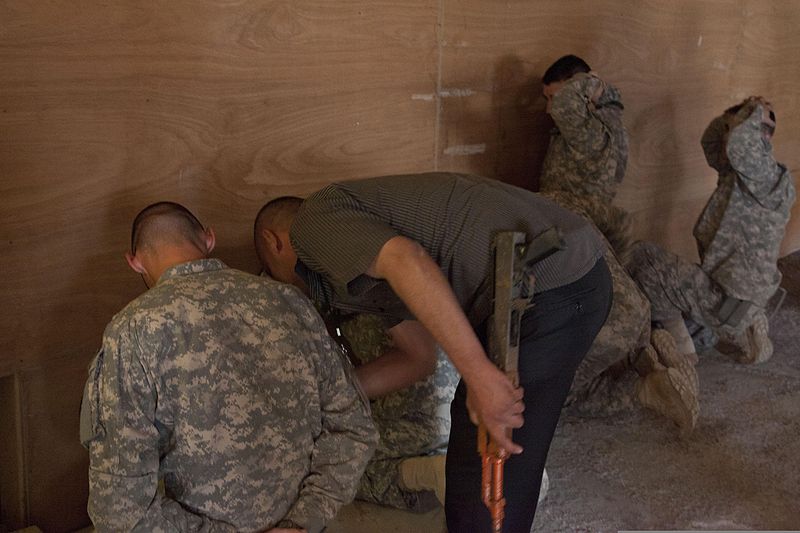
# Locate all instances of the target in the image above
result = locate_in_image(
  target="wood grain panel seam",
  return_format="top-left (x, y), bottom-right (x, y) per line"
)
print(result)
top-left (17, 373), bottom-right (30, 526)
top-left (433, 0), bottom-right (444, 170)
top-left (1, 373), bottom-right (29, 527)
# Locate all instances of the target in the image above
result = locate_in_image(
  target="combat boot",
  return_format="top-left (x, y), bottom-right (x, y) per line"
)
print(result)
top-left (650, 318), bottom-right (697, 367)
top-left (631, 344), bottom-right (662, 376)
top-left (398, 455), bottom-right (446, 506)
top-left (636, 366), bottom-right (699, 434)
top-left (635, 329), bottom-right (700, 434)
top-left (652, 326), bottom-right (698, 367)
top-left (737, 311), bottom-right (773, 364)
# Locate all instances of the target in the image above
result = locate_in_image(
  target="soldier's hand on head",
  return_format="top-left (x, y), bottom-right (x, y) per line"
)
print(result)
top-left (761, 107), bottom-right (776, 132)
top-left (739, 96), bottom-right (775, 133)
top-left (742, 96), bottom-right (772, 114)
top-left (466, 366), bottom-right (525, 454)
top-left (741, 95), bottom-right (762, 109)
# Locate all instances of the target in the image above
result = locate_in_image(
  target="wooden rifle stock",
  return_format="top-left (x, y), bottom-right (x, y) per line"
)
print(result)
top-left (478, 228), bottom-right (564, 532)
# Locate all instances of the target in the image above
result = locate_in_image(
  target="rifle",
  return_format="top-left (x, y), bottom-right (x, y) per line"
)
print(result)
top-left (478, 227), bottom-right (564, 532)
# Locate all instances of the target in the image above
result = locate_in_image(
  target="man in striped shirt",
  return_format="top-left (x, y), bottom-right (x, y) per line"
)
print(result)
top-left (255, 172), bottom-right (612, 532)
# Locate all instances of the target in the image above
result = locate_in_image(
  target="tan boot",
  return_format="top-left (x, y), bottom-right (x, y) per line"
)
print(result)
top-left (632, 344), bottom-right (662, 376)
top-left (651, 328), bottom-right (698, 367)
top-left (657, 317), bottom-right (698, 362)
top-left (398, 455), bottom-right (446, 506)
top-left (636, 366), bottom-right (699, 434)
top-left (738, 311), bottom-right (773, 364)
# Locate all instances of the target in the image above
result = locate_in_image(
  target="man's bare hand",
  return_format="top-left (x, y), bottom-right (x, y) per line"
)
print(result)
top-left (466, 366), bottom-right (525, 454)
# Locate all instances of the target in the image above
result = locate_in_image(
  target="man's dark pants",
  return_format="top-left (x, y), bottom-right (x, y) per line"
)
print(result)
top-left (445, 258), bottom-right (613, 533)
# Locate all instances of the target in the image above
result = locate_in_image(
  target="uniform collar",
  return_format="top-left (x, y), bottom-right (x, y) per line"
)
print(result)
top-left (157, 258), bottom-right (227, 285)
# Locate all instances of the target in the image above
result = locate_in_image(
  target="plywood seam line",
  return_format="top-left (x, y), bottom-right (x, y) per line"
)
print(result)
top-left (434, 0), bottom-right (444, 171)
top-left (0, 373), bottom-right (29, 527)
top-left (17, 374), bottom-right (29, 526)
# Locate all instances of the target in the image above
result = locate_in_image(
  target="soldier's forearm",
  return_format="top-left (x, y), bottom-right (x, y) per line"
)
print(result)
top-left (284, 443), bottom-right (372, 533)
top-left (700, 116), bottom-right (729, 172)
top-left (288, 336), bottom-right (378, 532)
top-left (727, 104), bottom-right (776, 182)
top-left (88, 469), bottom-right (236, 532)
top-left (550, 76), bottom-right (609, 154)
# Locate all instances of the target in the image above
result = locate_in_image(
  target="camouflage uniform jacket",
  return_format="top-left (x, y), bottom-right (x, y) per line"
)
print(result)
top-left (540, 72), bottom-right (629, 205)
top-left (694, 102), bottom-right (796, 306)
top-left (80, 259), bottom-right (377, 532)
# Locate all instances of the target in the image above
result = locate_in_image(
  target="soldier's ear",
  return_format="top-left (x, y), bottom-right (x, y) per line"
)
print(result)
top-left (260, 228), bottom-right (281, 254)
top-left (125, 251), bottom-right (147, 275)
top-left (203, 227), bottom-right (216, 255)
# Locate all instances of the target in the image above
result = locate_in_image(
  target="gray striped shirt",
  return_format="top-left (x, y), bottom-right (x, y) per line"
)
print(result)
top-left (291, 172), bottom-right (603, 327)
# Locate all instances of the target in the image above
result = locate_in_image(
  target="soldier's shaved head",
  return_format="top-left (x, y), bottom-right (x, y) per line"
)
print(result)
top-left (254, 197), bottom-right (303, 236)
top-left (253, 197), bottom-right (303, 259)
top-left (131, 201), bottom-right (207, 255)
top-left (253, 196), bottom-right (304, 284)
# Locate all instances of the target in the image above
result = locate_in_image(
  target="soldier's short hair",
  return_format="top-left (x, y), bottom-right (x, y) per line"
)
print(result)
top-left (253, 196), bottom-right (303, 244)
top-left (131, 201), bottom-right (206, 254)
top-left (542, 55), bottom-right (591, 85)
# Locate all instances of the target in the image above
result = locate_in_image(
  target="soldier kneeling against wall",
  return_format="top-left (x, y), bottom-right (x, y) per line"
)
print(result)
top-left (629, 97), bottom-right (796, 366)
top-left (80, 202), bottom-right (377, 532)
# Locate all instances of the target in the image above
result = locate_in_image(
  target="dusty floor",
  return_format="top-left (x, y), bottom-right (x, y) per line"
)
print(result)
top-left (329, 253), bottom-right (800, 532)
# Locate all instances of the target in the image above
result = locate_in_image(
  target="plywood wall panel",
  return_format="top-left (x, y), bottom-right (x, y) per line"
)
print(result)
top-left (1, 2), bottom-right (439, 529)
top-left (20, 359), bottom-right (92, 532)
top-left (436, 0), bottom-right (800, 258)
top-left (1, 0), bottom-right (440, 361)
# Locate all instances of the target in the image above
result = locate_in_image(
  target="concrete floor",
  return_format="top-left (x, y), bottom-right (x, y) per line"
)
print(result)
top-left (329, 253), bottom-right (800, 532)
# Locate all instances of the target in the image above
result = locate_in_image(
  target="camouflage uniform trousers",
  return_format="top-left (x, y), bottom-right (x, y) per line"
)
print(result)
top-left (543, 191), bottom-right (649, 415)
top-left (340, 314), bottom-right (460, 511)
top-left (564, 238), bottom-right (650, 415)
top-left (628, 241), bottom-right (761, 341)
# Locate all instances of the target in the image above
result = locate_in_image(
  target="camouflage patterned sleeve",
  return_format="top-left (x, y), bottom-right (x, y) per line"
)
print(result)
top-left (700, 114), bottom-right (730, 172)
top-left (727, 102), bottom-right (779, 193)
top-left (85, 326), bottom-right (236, 532)
top-left (549, 72), bottom-right (610, 156)
top-left (281, 301), bottom-right (379, 533)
